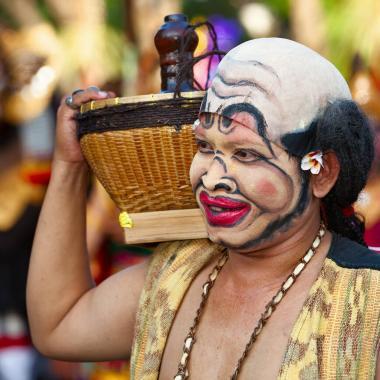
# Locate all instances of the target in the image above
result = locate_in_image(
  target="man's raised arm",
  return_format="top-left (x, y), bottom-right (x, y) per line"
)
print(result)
top-left (26, 88), bottom-right (148, 361)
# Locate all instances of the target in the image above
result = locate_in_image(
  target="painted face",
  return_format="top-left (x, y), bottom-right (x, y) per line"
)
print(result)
top-left (201, 38), bottom-right (351, 156)
top-left (191, 38), bottom-right (352, 249)
top-left (190, 114), bottom-right (309, 250)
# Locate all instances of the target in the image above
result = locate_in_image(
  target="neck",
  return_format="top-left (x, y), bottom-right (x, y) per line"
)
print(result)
top-left (223, 214), bottom-right (325, 290)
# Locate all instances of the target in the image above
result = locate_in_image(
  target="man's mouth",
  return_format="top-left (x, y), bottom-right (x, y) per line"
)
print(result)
top-left (199, 191), bottom-right (251, 227)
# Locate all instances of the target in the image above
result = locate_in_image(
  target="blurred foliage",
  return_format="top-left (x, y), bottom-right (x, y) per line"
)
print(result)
top-left (1, 0), bottom-right (378, 81)
top-left (105, 0), bottom-right (124, 31)
top-left (183, 0), bottom-right (238, 18)
top-left (263, 0), bottom-right (290, 21)
top-left (0, 7), bottom-right (17, 28)
top-left (322, 0), bottom-right (380, 78)
top-left (35, 0), bottom-right (57, 27)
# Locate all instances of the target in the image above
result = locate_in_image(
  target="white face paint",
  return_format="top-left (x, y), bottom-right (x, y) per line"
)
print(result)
top-left (190, 38), bottom-right (352, 249)
top-left (201, 38), bottom-right (351, 146)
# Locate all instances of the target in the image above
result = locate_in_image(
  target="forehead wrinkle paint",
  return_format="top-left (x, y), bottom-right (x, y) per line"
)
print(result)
top-left (243, 59), bottom-right (280, 81)
top-left (204, 38), bottom-right (351, 145)
top-left (211, 73), bottom-right (271, 98)
top-left (220, 55), bottom-right (280, 85)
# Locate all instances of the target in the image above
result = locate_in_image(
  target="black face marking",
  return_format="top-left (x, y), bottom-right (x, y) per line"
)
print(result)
top-left (194, 154), bottom-right (296, 219)
top-left (200, 92), bottom-right (208, 113)
top-left (218, 115), bottom-right (235, 135)
top-left (220, 176), bottom-right (239, 192)
top-left (255, 155), bottom-right (288, 178)
top-left (194, 175), bottom-right (233, 194)
top-left (221, 56), bottom-right (280, 82)
top-left (244, 59), bottom-right (280, 81)
top-left (214, 182), bottom-right (232, 192)
top-left (213, 72), bottom-right (269, 96)
top-left (213, 156), bottom-right (227, 173)
top-left (220, 168), bottom-right (310, 250)
top-left (203, 113), bottom-right (215, 129)
top-left (221, 103), bottom-right (274, 156)
top-left (209, 85), bottom-right (236, 100)
top-left (281, 119), bottom-right (319, 157)
top-left (215, 150), bottom-right (224, 155)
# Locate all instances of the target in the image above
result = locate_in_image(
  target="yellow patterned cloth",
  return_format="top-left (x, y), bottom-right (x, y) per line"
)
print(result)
top-left (130, 236), bottom-right (380, 379)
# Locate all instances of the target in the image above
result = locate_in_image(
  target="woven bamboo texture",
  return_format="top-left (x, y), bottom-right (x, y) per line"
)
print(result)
top-left (78, 92), bottom-right (204, 214)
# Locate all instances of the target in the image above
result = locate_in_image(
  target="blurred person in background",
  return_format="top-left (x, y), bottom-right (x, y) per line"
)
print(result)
top-left (27, 36), bottom-right (380, 379)
top-left (0, 46), bottom-right (52, 380)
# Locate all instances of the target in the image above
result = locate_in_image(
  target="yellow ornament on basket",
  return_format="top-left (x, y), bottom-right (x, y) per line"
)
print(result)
top-left (119, 211), bottom-right (133, 228)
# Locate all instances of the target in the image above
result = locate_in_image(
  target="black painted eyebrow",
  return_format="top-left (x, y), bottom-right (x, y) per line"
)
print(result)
top-left (221, 102), bottom-right (274, 156)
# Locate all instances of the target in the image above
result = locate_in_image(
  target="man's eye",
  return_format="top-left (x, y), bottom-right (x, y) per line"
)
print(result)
top-left (234, 149), bottom-right (263, 162)
top-left (196, 140), bottom-right (213, 153)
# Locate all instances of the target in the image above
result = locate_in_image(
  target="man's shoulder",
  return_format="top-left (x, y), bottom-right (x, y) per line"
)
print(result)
top-left (327, 233), bottom-right (380, 271)
top-left (148, 239), bottom-right (221, 275)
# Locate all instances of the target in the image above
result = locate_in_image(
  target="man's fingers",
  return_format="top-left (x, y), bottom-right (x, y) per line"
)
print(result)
top-left (61, 87), bottom-right (113, 111)
top-left (71, 88), bottom-right (109, 107)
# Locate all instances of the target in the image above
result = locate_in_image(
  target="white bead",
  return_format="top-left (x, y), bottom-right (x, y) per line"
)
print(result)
top-left (210, 268), bottom-right (218, 281)
top-left (293, 262), bottom-right (305, 276)
top-left (303, 249), bottom-right (314, 263)
top-left (202, 283), bottom-right (210, 295)
top-left (312, 237), bottom-right (321, 249)
top-left (180, 352), bottom-right (189, 366)
top-left (282, 276), bottom-right (294, 291)
top-left (184, 336), bottom-right (193, 350)
top-left (174, 375), bottom-right (184, 380)
top-left (320, 228), bottom-right (326, 236)
top-left (273, 291), bottom-right (284, 304)
top-left (219, 254), bottom-right (228, 266)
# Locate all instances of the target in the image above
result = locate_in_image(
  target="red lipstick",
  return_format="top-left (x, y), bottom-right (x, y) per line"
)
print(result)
top-left (199, 191), bottom-right (251, 227)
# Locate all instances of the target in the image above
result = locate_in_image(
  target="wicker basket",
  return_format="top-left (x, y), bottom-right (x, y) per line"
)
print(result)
top-left (77, 91), bottom-right (204, 216)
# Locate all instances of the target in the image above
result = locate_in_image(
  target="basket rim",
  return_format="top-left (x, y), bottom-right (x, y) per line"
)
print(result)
top-left (80, 90), bottom-right (205, 114)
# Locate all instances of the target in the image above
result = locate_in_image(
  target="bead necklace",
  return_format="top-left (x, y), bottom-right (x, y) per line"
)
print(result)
top-left (174, 223), bottom-right (326, 379)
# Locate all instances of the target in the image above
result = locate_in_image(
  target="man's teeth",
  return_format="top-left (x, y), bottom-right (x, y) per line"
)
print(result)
top-left (210, 206), bottom-right (227, 212)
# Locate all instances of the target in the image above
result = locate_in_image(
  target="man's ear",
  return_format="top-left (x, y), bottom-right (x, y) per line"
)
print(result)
top-left (311, 152), bottom-right (340, 198)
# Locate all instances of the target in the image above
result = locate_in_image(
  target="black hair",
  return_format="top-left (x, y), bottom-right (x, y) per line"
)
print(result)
top-left (314, 99), bottom-right (374, 246)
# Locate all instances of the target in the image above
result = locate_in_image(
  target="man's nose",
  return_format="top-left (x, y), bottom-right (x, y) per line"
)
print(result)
top-left (202, 158), bottom-right (236, 193)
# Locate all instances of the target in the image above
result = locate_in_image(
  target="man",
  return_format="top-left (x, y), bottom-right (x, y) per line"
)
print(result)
top-left (27, 38), bottom-right (379, 379)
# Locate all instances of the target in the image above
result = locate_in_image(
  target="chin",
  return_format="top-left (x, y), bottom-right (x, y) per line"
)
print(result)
top-left (205, 225), bottom-right (263, 250)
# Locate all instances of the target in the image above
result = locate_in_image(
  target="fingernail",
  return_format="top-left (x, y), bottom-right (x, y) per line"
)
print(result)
top-left (98, 91), bottom-right (108, 97)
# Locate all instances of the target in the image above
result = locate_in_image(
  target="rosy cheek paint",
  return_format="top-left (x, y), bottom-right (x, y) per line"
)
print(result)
top-left (255, 180), bottom-right (278, 197)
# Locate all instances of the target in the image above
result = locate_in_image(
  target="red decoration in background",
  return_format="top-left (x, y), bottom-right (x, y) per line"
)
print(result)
top-left (342, 205), bottom-right (355, 217)
top-left (20, 160), bottom-right (51, 185)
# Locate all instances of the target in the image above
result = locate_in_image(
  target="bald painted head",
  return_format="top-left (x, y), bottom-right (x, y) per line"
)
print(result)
top-left (200, 38), bottom-right (352, 155)
top-left (190, 38), bottom-right (373, 250)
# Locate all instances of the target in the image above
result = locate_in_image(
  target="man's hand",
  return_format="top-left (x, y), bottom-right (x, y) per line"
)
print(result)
top-left (55, 87), bottom-right (114, 164)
